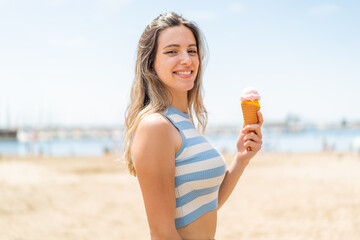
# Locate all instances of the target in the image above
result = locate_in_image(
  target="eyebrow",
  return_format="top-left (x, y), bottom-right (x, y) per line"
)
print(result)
top-left (162, 43), bottom-right (197, 49)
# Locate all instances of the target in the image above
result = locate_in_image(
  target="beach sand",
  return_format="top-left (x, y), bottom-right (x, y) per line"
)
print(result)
top-left (1, 153), bottom-right (359, 240)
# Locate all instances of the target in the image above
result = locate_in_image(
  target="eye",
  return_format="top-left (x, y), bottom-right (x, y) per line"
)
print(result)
top-left (188, 49), bottom-right (198, 54)
top-left (165, 50), bottom-right (177, 54)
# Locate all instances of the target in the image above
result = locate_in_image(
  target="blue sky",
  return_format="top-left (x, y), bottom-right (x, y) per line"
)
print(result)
top-left (0, 0), bottom-right (359, 128)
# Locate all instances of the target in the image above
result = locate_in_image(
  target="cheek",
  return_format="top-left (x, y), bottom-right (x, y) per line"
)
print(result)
top-left (154, 59), bottom-right (166, 76)
top-left (193, 58), bottom-right (200, 71)
top-left (154, 58), bottom-right (174, 81)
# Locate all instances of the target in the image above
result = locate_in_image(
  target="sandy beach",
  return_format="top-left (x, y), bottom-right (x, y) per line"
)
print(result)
top-left (1, 153), bottom-right (359, 240)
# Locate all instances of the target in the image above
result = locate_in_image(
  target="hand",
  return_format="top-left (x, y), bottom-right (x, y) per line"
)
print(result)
top-left (236, 111), bottom-right (263, 163)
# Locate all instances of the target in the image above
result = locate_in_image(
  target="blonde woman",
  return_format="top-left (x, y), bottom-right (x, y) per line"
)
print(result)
top-left (124, 12), bottom-right (263, 240)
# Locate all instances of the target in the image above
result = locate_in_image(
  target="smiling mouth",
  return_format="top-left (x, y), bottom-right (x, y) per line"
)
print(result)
top-left (173, 70), bottom-right (193, 76)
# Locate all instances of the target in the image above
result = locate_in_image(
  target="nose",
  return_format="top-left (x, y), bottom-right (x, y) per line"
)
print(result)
top-left (180, 52), bottom-right (192, 66)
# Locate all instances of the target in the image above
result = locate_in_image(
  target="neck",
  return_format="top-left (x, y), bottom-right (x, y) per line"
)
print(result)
top-left (169, 92), bottom-right (189, 114)
top-left (171, 101), bottom-right (188, 114)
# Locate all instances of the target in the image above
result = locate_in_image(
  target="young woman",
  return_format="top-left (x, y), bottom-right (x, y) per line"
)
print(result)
top-left (124, 12), bottom-right (263, 240)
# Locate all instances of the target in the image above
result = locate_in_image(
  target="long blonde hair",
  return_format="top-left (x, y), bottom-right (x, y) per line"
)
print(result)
top-left (124, 12), bottom-right (208, 176)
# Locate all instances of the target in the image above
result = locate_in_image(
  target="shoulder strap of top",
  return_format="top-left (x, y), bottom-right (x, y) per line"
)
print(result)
top-left (163, 106), bottom-right (190, 122)
top-left (161, 106), bottom-right (192, 158)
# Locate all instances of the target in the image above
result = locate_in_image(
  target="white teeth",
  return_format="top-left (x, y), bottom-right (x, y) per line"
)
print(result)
top-left (175, 71), bottom-right (191, 75)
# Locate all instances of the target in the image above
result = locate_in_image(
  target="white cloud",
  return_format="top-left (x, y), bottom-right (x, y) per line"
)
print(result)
top-left (228, 2), bottom-right (243, 13)
top-left (307, 4), bottom-right (339, 16)
top-left (48, 36), bottom-right (87, 48)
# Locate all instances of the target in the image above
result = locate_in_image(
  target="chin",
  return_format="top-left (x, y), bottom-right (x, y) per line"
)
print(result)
top-left (182, 82), bottom-right (195, 91)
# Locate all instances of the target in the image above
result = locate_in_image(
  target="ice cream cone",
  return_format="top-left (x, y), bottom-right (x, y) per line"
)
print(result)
top-left (241, 100), bottom-right (260, 125)
top-left (240, 87), bottom-right (261, 151)
top-left (240, 87), bottom-right (261, 126)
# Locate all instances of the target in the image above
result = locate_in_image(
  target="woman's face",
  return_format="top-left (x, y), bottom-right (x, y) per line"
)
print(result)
top-left (153, 25), bottom-right (199, 97)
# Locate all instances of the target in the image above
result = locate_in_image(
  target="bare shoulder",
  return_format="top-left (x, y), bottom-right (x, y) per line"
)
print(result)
top-left (135, 113), bottom-right (174, 141)
top-left (138, 112), bottom-right (172, 131)
top-left (132, 113), bottom-right (178, 169)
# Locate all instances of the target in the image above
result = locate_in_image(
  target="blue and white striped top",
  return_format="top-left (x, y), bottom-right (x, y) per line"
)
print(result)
top-left (162, 106), bottom-right (227, 228)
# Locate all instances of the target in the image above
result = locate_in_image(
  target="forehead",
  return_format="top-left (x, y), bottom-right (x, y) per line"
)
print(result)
top-left (157, 25), bottom-right (197, 48)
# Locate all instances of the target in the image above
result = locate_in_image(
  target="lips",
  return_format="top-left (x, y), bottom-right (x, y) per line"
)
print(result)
top-left (173, 69), bottom-right (193, 77)
top-left (174, 71), bottom-right (191, 75)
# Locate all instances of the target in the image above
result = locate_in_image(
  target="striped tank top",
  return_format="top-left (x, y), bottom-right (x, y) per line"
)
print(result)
top-left (162, 106), bottom-right (227, 228)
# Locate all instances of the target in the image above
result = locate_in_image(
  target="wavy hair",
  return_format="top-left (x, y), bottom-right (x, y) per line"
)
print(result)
top-left (124, 12), bottom-right (208, 176)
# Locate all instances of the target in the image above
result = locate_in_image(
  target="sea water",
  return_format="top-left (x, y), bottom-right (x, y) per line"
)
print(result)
top-left (207, 128), bottom-right (360, 154)
top-left (0, 138), bottom-right (121, 157)
top-left (0, 128), bottom-right (360, 156)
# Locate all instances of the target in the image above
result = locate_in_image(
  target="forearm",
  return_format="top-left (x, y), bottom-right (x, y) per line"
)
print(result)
top-left (217, 153), bottom-right (249, 209)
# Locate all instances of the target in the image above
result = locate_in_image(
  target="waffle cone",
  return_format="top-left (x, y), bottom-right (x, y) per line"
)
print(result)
top-left (241, 101), bottom-right (260, 125)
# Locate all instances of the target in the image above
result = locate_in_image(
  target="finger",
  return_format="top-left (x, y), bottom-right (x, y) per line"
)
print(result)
top-left (244, 142), bottom-right (257, 152)
top-left (242, 124), bottom-right (260, 134)
top-left (256, 127), bottom-right (262, 139)
top-left (244, 132), bottom-right (262, 144)
top-left (257, 111), bottom-right (264, 126)
top-left (251, 126), bottom-right (262, 139)
top-left (244, 131), bottom-right (258, 141)
top-left (244, 133), bottom-right (263, 147)
top-left (244, 140), bottom-right (262, 152)
top-left (244, 141), bottom-right (262, 152)
top-left (243, 123), bottom-right (263, 138)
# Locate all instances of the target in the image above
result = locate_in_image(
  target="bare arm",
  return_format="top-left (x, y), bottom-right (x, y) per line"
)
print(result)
top-left (218, 111), bottom-right (264, 209)
top-left (132, 114), bottom-right (182, 240)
